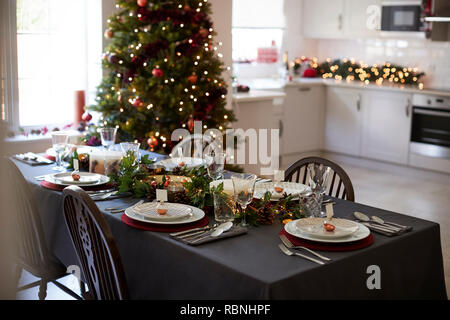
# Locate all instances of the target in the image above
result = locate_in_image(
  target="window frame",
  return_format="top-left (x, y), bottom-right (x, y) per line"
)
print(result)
top-left (1, 0), bottom-right (104, 134)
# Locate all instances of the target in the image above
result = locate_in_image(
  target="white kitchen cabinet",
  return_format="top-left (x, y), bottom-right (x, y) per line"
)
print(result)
top-left (345, 0), bottom-right (381, 38)
top-left (325, 86), bottom-right (362, 156)
top-left (303, 0), bottom-right (345, 39)
top-left (361, 91), bottom-right (412, 164)
top-left (281, 85), bottom-right (325, 156)
top-left (303, 0), bottom-right (381, 39)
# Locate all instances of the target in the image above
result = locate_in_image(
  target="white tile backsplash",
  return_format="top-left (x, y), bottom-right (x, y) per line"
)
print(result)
top-left (317, 38), bottom-right (450, 89)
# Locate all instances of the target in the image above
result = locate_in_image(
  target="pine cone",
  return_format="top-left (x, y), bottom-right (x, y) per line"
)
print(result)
top-left (256, 207), bottom-right (276, 225)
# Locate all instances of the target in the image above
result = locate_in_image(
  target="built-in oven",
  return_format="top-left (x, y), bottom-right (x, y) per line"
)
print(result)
top-left (410, 94), bottom-right (450, 159)
top-left (381, 1), bottom-right (424, 32)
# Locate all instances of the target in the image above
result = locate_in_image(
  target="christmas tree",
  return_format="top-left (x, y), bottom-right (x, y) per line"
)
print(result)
top-left (89, 0), bottom-right (235, 153)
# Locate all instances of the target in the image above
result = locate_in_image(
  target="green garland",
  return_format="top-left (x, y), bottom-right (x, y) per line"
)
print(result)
top-left (111, 154), bottom-right (307, 226)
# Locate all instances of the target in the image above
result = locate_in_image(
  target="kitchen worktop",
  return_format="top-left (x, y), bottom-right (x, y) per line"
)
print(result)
top-left (232, 77), bottom-right (450, 101)
top-left (231, 89), bottom-right (286, 102)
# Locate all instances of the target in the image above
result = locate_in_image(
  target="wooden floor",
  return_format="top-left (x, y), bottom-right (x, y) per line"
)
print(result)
top-left (16, 161), bottom-right (450, 299)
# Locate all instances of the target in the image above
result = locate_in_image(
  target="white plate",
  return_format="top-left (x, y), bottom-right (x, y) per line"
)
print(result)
top-left (125, 203), bottom-right (205, 225)
top-left (53, 172), bottom-right (101, 185)
top-left (285, 219), bottom-right (370, 243)
top-left (45, 172), bottom-right (110, 187)
top-left (155, 157), bottom-right (206, 170)
top-left (132, 202), bottom-right (193, 222)
top-left (295, 217), bottom-right (360, 239)
top-left (253, 182), bottom-right (309, 201)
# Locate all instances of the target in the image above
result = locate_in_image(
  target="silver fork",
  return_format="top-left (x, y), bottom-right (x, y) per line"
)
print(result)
top-left (279, 234), bottom-right (331, 261)
top-left (278, 244), bottom-right (324, 265)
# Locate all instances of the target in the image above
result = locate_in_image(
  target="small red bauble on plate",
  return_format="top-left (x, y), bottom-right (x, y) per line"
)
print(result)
top-left (152, 68), bottom-right (164, 78)
top-left (137, 0), bottom-right (148, 7)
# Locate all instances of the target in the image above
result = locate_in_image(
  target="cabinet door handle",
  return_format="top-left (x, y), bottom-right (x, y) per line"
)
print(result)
top-left (298, 87), bottom-right (311, 92)
top-left (406, 99), bottom-right (411, 117)
top-left (279, 120), bottom-right (283, 137)
top-left (356, 96), bottom-right (361, 111)
top-left (338, 14), bottom-right (343, 30)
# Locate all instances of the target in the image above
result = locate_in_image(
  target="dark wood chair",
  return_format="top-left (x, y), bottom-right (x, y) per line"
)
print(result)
top-left (62, 185), bottom-right (128, 300)
top-left (8, 159), bottom-right (83, 300)
top-left (284, 156), bottom-right (355, 202)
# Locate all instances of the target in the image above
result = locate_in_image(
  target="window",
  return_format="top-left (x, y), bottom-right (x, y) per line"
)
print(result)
top-left (1, 0), bottom-right (102, 131)
top-left (232, 0), bottom-right (285, 62)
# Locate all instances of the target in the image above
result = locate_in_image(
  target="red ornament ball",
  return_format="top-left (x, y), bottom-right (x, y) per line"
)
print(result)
top-left (137, 0), bottom-right (147, 7)
top-left (82, 112), bottom-right (92, 122)
top-left (133, 98), bottom-right (143, 108)
top-left (303, 68), bottom-right (317, 78)
top-left (104, 29), bottom-right (114, 39)
top-left (147, 136), bottom-right (159, 150)
top-left (188, 74), bottom-right (198, 84)
top-left (152, 68), bottom-right (164, 78)
top-left (199, 28), bottom-right (209, 38)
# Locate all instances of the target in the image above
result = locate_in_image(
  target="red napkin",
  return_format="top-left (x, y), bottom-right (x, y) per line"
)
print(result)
top-left (44, 154), bottom-right (56, 162)
top-left (280, 229), bottom-right (374, 252)
top-left (121, 214), bottom-right (209, 233)
top-left (40, 180), bottom-right (114, 192)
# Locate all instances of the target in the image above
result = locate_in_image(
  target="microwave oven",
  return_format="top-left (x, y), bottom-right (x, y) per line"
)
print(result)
top-left (381, 1), bottom-right (423, 32)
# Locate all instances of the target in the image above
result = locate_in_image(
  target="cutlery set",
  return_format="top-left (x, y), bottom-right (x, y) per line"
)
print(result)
top-left (170, 222), bottom-right (247, 245)
top-left (14, 153), bottom-right (53, 166)
top-left (278, 235), bottom-right (331, 265)
top-left (353, 211), bottom-right (412, 236)
top-left (105, 200), bottom-right (144, 214)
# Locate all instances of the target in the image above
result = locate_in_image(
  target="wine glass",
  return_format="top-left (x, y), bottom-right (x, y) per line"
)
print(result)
top-left (204, 152), bottom-right (226, 180)
top-left (99, 128), bottom-right (117, 150)
top-left (306, 163), bottom-right (332, 217)
top-left (231, 173), bottom-right (257, 227)
top-left (51, 131), bottom-right (69, 171)
top-left (120, 142), bottom-right (140, 164)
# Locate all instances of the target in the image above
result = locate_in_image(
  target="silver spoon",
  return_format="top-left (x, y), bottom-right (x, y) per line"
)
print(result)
top-left (354, 212), bottom-right (403, 232)
top-left (191, 221), bottom-right (233, 243)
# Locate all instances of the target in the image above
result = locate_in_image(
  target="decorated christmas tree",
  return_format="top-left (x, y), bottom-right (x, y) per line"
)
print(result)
top-left (88, 0), bottom-right (235, 153)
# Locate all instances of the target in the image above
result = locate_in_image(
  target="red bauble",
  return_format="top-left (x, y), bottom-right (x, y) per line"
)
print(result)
top-left (303, 68), bottom-right (317, 78)
top-left (187, 115), bottom-right (194, 132)
top-left (147, 136), bottom-right (159, 150)
top-left (82, 112), bottom-right (92, 122)
top-left (188, 74), bottom-right (197, 84)
top-left (104, 29), bottom-right (114, 39)
top-left (133, 98), bottom-right (143, 108)
top-left (152, 68), bottom-right (164, 78)
top-left (137, 0), bottom-right (147, 7)
top-left (199, 28), bottom-right (209, 38)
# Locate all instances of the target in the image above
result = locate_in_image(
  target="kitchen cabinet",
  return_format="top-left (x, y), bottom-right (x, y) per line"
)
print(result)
top-left (303, 0), bottom-right (345, 39)
top-left (281, 85), bottom-right (325, 156)
top-left (325, 86), bottom-right (362, 156)
top-left (303, 0), bottom-right (382, 39)
top-left (361, 91), bottom-right (412, 164)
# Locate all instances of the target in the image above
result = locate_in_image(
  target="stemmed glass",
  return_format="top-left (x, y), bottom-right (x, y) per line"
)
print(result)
top-left (231, 173), bottom-right (257, 227)
top-left (204, 152), bottom-right (226, 180)
top-left (306, 163), bottom-right (332, 217)
top-left (120, 142), bottom-right (140, 164)
top-left (51, 131), bottom-right (69, 171)
top-left (99, 128), bottom-right (117, 150)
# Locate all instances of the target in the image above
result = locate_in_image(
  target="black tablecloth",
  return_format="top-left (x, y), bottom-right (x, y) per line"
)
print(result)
top-left (14, 157), bottom-right (447, 299)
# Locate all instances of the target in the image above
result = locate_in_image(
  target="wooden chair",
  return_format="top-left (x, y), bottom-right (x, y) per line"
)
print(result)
top-left (8, 159), bottom-right (82, 300)
top-left (284, 156), bottom-right (355, 201)
top-left (62, 185), bottom-right (128, 300)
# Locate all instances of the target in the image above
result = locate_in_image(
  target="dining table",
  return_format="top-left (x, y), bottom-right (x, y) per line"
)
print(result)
top-left (12, 150), bottom-right (447, 300)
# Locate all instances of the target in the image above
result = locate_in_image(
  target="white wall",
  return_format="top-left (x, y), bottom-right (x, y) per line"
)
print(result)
top-left (316, 38), bottom-right (450, 89)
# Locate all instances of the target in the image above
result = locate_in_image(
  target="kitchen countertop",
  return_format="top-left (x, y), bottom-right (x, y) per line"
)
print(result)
top-left (232, 77), bottom-right (450, 100)
top-left (232, 89), bottom-right (286, 102)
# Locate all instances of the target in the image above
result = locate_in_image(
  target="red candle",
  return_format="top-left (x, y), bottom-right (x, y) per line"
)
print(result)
top-left (74, 90), bottom-right (85, 126)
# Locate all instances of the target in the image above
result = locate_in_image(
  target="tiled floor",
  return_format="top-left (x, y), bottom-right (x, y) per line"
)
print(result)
top-left (16, 162), bottom-right (450, 299)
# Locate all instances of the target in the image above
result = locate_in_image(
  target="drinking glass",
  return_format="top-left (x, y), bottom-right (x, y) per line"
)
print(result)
top-left (51, 131), bottom-right (69, 171)
top-left (211, 180), bottom-right (235, 223)
top-left (306, 163), bottom-right (332, 217)
top-left (99, 128), bottom-right (117, 150)
top-left (204, 152), bottom-right (226, 180)
top-left (298, 189), bottom-right (321, 217)
top-left (231, 173), bottom-right (257, 227)
top-left (120, 142), bottom-right (140, 164)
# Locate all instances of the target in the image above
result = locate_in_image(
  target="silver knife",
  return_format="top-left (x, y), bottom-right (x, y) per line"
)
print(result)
top-left (170, 224), bottom-right (216, 237)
